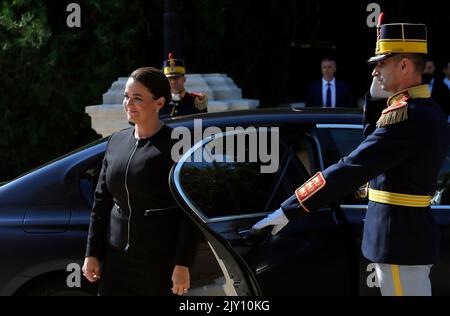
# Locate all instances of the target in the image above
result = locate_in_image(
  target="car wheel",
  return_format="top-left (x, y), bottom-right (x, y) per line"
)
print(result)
top-left (22, 277), bottom-right (97, 296)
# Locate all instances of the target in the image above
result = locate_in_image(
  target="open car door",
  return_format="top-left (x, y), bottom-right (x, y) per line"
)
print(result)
top-left (170, 127), bottom-right (358, 296)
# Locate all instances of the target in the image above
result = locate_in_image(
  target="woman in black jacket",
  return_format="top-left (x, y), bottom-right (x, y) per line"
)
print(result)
top-left (82, 67), bottom-right (199, 296)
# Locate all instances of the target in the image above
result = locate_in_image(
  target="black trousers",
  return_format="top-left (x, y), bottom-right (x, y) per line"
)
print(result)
top-left (98, 246), bottom-right (174, 296)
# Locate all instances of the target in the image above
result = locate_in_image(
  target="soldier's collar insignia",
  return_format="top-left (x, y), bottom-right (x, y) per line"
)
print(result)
top-left (406, 84), bottom-right (430, 99)
top-left (387, 84), bottom-right (430, 106)
top-left (377, 84), bottom-right (431, 128)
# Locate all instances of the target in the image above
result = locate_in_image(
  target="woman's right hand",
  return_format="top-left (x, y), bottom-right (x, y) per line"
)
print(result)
top-left (82, 256), bottom-right (101, 283)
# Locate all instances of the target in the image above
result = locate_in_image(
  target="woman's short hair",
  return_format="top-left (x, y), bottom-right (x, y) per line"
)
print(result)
top-left (130, 67), bottom-right (172, 106)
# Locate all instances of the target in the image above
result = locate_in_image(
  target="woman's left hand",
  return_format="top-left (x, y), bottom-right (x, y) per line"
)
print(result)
top-left (171, 265), bottom-right (190, 295)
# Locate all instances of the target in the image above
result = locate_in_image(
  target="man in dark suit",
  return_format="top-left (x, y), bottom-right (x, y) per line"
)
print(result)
top-left (306, 57), bottom-right (354, 108)
top-left (423, 59), bottom-right (450, 117)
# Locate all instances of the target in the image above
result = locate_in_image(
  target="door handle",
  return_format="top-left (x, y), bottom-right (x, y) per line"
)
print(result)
top-left (237, 228), bottom-right (270, 246)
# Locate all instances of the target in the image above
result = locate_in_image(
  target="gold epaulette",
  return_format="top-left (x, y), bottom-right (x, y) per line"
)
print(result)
top-left (376, 84), bottom-right (430, 128)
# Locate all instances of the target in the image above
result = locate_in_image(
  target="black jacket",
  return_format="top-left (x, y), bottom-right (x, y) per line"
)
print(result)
top-left (85, 125), bottom-right (199, 266)
top-left (431, 78), bottom-right (450, 116)
top-left (160, 92), bottom-right (207, 118)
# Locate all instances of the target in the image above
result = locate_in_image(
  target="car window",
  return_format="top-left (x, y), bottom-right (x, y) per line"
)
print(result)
top-left (79, 158), bottom-right (103, 209)
top-left (317, 126), bottom-right (366, 205)
top-left (317, 127), bottom-right (363, 166)
top-left (12, 137), bottom-right (108, 182)
top-left (176, 128), bottom-right (315, 220)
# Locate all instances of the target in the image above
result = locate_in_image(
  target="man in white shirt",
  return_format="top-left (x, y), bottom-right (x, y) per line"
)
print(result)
top-left (306, 57), bottom-right (354, 108)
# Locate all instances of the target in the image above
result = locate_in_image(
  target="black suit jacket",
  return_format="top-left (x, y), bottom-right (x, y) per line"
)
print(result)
top-left (431, 78), bottom-right (450, 116)
top-left (86, 125), bottom-right (199, 266)
top-left (306, 79), bottom-right (354, 107)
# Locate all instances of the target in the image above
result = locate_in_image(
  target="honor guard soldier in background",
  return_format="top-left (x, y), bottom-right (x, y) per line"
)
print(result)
top-left (160, 53), bottom-right (208, 118)
top-left (254, 13), bottom-right (450, 296)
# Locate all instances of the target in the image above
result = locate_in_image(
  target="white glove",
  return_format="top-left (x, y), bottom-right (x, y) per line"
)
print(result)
top-left (252, 208), bottom-right (289, 235)
top-left (370, 77), bottom-right (391, 99)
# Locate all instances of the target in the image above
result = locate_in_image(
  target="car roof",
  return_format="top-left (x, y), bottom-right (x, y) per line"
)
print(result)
top-left (164, 107), bottom-right (363, 128)
top-left (2, 108), bottom-right (363, 185)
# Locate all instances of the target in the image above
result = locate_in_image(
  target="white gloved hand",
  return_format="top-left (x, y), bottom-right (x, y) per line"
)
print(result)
top-left (252, 208), bottom-right (289, 235)
top-left (370, 77), bottom-right (391, 100)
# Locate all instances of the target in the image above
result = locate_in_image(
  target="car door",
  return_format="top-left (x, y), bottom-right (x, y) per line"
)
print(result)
top-left (429, 127), bottom-right (450, 295)
top-left (316, 124), bottom-right (377, 295)
top-left (170, 125), bottom-right (358, 296)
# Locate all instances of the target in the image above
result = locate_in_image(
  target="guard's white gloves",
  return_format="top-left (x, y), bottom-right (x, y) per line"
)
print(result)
top-left (370, 77), bottom-right (392, 100)
top-left (252, 208), bottom-right (289, 235)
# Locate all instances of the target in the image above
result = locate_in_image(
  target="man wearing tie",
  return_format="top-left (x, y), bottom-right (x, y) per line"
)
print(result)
top-left (306, 57), bottom-right (354, 108)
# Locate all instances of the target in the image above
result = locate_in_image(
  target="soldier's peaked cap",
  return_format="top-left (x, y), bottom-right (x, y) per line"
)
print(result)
top-left (163, 53), bottom-right (186, 77)
top-left (368, 13), bottom-right (427, 63)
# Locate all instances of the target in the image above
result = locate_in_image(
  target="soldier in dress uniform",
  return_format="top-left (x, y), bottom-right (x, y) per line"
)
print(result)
top-left (254, 13), bottom-right (450, 296)
top-left (160, 53), bottom-right (208, 118)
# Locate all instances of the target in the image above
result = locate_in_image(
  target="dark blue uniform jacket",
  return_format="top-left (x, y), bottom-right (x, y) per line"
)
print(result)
top-left (282, 85), bottom-right (449, 265)
top-left (160, 92), bottom-right (207, 118)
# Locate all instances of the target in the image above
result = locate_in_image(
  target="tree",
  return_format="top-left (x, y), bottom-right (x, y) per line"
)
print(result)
top-left (0, 0), bottom-right (166, 181)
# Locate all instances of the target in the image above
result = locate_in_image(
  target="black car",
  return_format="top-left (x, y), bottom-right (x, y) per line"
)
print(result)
top-left (1, 108), bottom-right (449, 295)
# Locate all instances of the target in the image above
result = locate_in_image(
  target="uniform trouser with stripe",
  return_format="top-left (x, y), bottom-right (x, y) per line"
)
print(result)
top-left (374, 263), bottom-right (433, 296)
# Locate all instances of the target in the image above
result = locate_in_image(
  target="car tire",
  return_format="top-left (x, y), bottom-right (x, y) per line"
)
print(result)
top-left (23, 276), bottom-right (97, 296)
